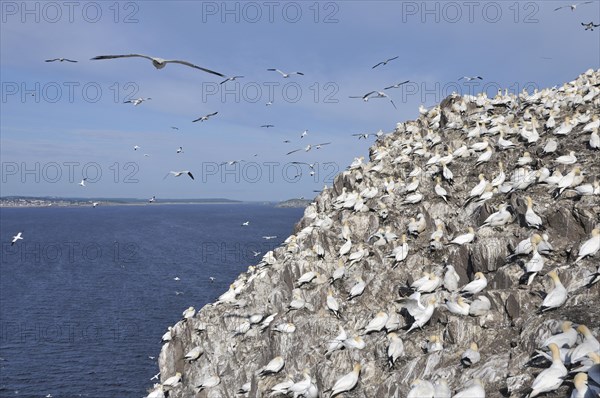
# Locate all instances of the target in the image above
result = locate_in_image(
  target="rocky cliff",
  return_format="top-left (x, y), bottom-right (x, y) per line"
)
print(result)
top-left (150, 69), bottom-right (600, 398)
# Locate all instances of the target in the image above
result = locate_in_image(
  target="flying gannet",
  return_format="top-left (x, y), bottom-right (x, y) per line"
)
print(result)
top-left (267, 68), bottom-right (304, 78)
top-left (220, 75), bottom-right (244, 84)
top-left (11, 232), bottom-right (23, 246)
top-left (192, 112), bottom-right (218, 122)
top-left (554, 2), bottom-right (593, 11)
top-left (372, 55), bottom-right (399, 68)
top-left (91, 54), bottom-right (225, 76)
top-left (384, 80), bottom-right (410, 90)
top-left (164, 171), bottom-right (194, 180)
top-left (124, 97), bottom-right (151, 106)
top-left (45, 57), bottom-right (77, 63)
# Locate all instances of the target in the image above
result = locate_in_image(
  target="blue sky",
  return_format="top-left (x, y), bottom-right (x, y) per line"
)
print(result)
top-left (1, 0), bottom-right (599, 201)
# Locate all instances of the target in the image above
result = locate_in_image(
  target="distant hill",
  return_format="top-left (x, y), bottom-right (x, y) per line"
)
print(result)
top-left (275, 198), bottom-right (312, 208)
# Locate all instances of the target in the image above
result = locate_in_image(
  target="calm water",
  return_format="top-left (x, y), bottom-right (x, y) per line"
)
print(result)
top-left (0, 204), bottom-right (304, 397)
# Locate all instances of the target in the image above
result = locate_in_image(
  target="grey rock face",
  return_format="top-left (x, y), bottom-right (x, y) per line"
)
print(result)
top-left (152, 69), bottom-right (600, 398)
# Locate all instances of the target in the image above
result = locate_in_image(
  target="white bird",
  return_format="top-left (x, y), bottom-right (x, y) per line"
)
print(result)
top-left (258, 356), bottom-right (285, 377)
top-left (288, 370), bottom-right (312, 396)
top-left (407, 379), bottom-right (435, 398)
top-left (162, 372), bottom-right (182, 390)
top-left (327, 364), bottom-right (361, 397)
top-left (220, 75), bottom-right (244, 84)
top-left (161, 327), bottom-right (173, 343)
top-left (91, 54), bottom-right (225, 76)
top-left (461, 342), bottom-right (481, 366)
top-left (434, 379), bottom-right (452, 398)
top-left (445, 296), bottom-right (470, 316)
top-left (541, 321), bottom-right (577, 348)
top-left (372, 55), bottom-right (399, 68)
top-left (554, 2), bottom-right (593, 11)
top-left (541, 271), bottom-right (567, 312)
top-left (569, 325), bottom-right (600, 364)
top-left (176, 146), bottom-right (183, 154)
top-left (184, 346), bottom-right (203, 362)
top-left (92, 202), bottom-right (99, 208)
top-left (397, 296), bottom-right (437, 332)
top-left (45, 57), bottom-right (77, 63)
top-left (363, 312), bottom-right (388, 334)
top-left (286, 142), bottom-right (331, 155)
top-left (555, 151), bottom-right (577, 165)
top-left (124, 97), bottom-right (151, 106)
top-left (164, 170), bottom-right (194, 180)
top-left (326, 289), bottom-right (341, 318)
top-left (460, 272), bottom-right (487, 295)
top-left (449, 227), bottom-right (475, 245)
top-left (78, 178), bottom-right (88, 187)
top-left (273, 322), bottom-right (296, 334)
top-left (481, 203), bottom-right (512, 227)
top-left (387, 333), bottom-right (404, 368)
top-left (469, 296), bottom-right (491, 316)
top-left (267, 68), bottom-right (304, 78)
top-left (192, 111), bottom-right (218, 122)
top-left (296, 271), bottom-right (317, 287)
top-left (575, 228), bottom-right (600, 263)
top-left (525, 197), bottom-right (543, 229)
top-left (444, 264), bottom-right (460, 292)
top-left (348, 277), bottom-right (366, 300)
top-left (523, 243), bottom-right (545, 285)
top-left (453, 378), bottom-right (486, 398)
top-left (459, 76), bottom-right (483, 81)
top-left (241, 221), bottom-right (250, 226)
top-left (11, 232), bottom-right (23, 246)
top-left (390, 234), bottom-right (409, 264)
top-left (196, 375), bottom-right (221, 391)
top-left (529, 343), bottom-right (567, 397)
top-left (384, 80), bottom-right (410, 89)
top-left (570, 373), bottom-right (590, 398)
top-left (182, 306), bottom-right (195, 321)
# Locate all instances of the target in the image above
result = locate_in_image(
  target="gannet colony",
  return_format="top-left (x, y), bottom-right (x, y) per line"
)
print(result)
top-left (149, 69), bottom-right (600, 398)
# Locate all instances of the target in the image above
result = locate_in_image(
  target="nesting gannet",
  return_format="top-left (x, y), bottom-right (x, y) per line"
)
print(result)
top-left (258, 356), bottom-right (285, 377)
top-left (555, 151), bottom-right (578, 165)
top-left (91, 54), bottom-right (225, 76)
top-left (570, 373), bottom-right (590, 398)
top-left (220, 75), bottom-right (244, 84)
top-left (124, 97), bottom-right (151, 106)
top-left (399, 297), bottom-right (437, 333)
top-left (289, 370), bottom-right (312, 396)
top-left (460, 272), bottom-right (487, 295)
top-left (384, 80), bottom-right (410, 89)
top-left (575, 228), bottom-right (600, 263)
top-left (525, 197), bottom-right (543, 229)
top-left (433, 379), bottom-right (451, 398)
top-left (522, 243), bottom-right (545, 285)
top-left (444, 264), bottom-right (460, 291)
top-left (554, 2), bottom-right (593, 11)
top-left (296, 271), bottom-right (317, 287)
top-left (327, 364), bottom-right (361, 397)
top-left (540, 271), bottom-right (567, 312)
top-left (11, 232), bottom-right (23, 246)
top-left (528, 343), bottom-right (567, 397)
top-left (161, 327), bottom-right (173, 343)
top-left (45, 57), bottom-right (77, 63)
top-left (184, 346), bottom-right (203, 362)
top-left (407, 379), bottom-right (435, 398)
top-left (267, 68), bottom-right (304, 78)
top-left (237, 382), bottom-right (251, 395)
top-left (164, 170), bottom-right (194, 180)
top-left (372, 55), bottom-right (399, 68)
top-left (196, 375), bottom-right (221, 391)
top-left (408, 214), bottom-right (427, 236)
top-left (543, 139), bottom-right (558, 154)
top-left (363, 311), bottom-right (388, 334)
top-left (192, 112), bottom-right (218, 122)
top-left (453, 378), bottom-right (486, 397)
top-left (449, 227), bottom-right (475, 245)
top-left (469, 296), bottom-right (491, 316)
top-left (387, 333), bottom-right (404, 368)
top-left (481, 203), bottom-right (512, 227)
top-left (541, 321), bottom-right (577, 348)
top-left (258, 312), bottom-right (277, 332)
top-left (162, 372), bottom-right (182, 389)
top-left (182, 306), bottom-right (196, 321)
top-left (348, 277), bottom-right (366, 300)
top-left (569, 325), bottom-right (600, 364)
top-left (326, 289), bottom-right (341, 318)
top-left (434, 177), bottom-right (449, 203)
top-left (425, 335), bottom-right (443, 353)
top-left (145, 384), bottom-right (164, 398)
top-left (273, 322), bottom-right (296, 334)
top-left (390, 234), bottom-right (409, 265)
top-left (461, 342), bottom-right (481, 366)
top-left (445, 296), bottom-right (470, 316)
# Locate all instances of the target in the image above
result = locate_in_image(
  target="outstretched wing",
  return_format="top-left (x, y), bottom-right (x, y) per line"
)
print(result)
top-left (91, 54), bottom-right (155, 62)
top-left (286, 148), bottom-right (302, 155)
top-left (166, 60), bottom-right (225, 77)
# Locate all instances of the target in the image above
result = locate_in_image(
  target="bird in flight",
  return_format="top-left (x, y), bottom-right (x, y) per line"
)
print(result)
top-left (149, 196), bottom-right (156, 203)
top-left (262, 236), bottom-right (277, 240)
top-left (176, 146), bottom-right (183, 154)
top-left (267, 68), bottom-right (304, 78)
top-left (301, 130), bottom-right (308, 139)
top-left (266, 101), bottom-right (273, 106)
top-left (164, 171), bottom-right (194, 180)
top-left (133, 145), bottom-right (140, 151)
top-left (459, 76), bottom-right (483, 81)
top-left (79, 178), bottom-right (88, 187)
top-left (554, 1), bottom-right (593, 11)
top-left (192, 112), bottom-right (218, 122)
top-left (261, 124), bottom-right (275, 128)
top-left (241, 221), bottom-right (250, 226)
top-left (90, 54), bottom-right (225, 76)
top-left (45, 58), bottom-right (77, 63)
top-left (286, 142), bottom-right (331, 155)
top-left (582, 21), bottom-right (600, 30)
top-left (384, 80), bottom-right (410, 90)
top-left (352, 133), bottom-right (373, 139)
top-left (171, 126), bottom-right (179, 131)
top-left (220, 75), bottom-right (244, 84)
top-left (372, 56), bottom-right (399, 69)
top-left (92, 202), bottom-right (99, 208)
top-left (124, 97), bottom-right (151, 106)
top-left (11, 232), bottom-right (23, 246)
top-left (350, 91), bottom-right (397, 109)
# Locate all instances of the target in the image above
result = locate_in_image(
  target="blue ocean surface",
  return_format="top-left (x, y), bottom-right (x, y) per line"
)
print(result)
top-left (0, 203), bottom-right (304, 397)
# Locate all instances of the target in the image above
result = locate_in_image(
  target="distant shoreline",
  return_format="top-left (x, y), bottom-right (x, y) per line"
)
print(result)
top-left (0, 201), bottom-right (250, 208)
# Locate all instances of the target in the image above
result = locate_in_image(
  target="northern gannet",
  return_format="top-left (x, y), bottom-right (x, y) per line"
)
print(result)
top-left (363, 311), bottom-right (388, 334)
top-left (327, 364), bottom-right (361, 397)
top-left (260, 124), bottom-right (274, 128)
top-left (220, 75), bottom-right (244, 84)
top-left (540, 271), bottom-right (567, 312)
top-left (528, 344), bottom-right (567, 397)
top-left (555, 151), bottom-right (578, 165)
top-left (296, 271), bottom-right (317, 287)
top-left (458, 76), bottom-right (483, 81)
top-left (258, 356), bottom-right (285, 377)
top-left (398, 297), bottom-right (437, 332)
top-left (575, 228), bottom-right (599, 263)
top-left (372, 55), bottom-right (399, 68)
top-left (389, 234), bottom-right (409, 264)
top-left (45, 57), bottom-right (77, 62)
top-left (192, 112), bottom-right (218, 122)
top-left (11, 232), bottom-right (23, 246)
top-left (387, 333), bottom-right (404, 368)
top-left (433, 379), bottom-right (451, 398)
top-left (570, 373), bottom-right (589, 398)
top-left (554, 2), bottom-right (593, 11)
top-left (445, 296), bottom-right (470, 316)
top-left (273, 323), bottom-right (296, 334)
top-left (182, 306), bottom-right (196, 321)
top-left (449, 227), bottom-right (475, 245)
top-left (461, 342), bottom-right (481, 366)
top-left (162, 372), bottom-right (182, 390)
top-left (78, 178), bottom-right (87, 187)
top-left (469, 296), bottom-right (491, 316)
top-left (460, 272), bottom-right (487, 295)
top-left (164, 170), bottom-right (194, 180)
top-left (161, 327), bottom-right (173, 343)
top-left (407, 379), bottom-right (435, 398)
top-left (124, 97), bottom-right (151, 106)
top-left (347, 277), bottom-right (366, 300)
top-left (453, 378), bottom-right (486, 397)
top-left (541, 321), bottom-right (577, 348)
top-left (286, 142), bottom-right (331, 155)
top-left (569, 325), bottom-right (600, 364)
top-left (384, 80), bottom-right (410, 89)
top-left (184, 346), bottom-right (203, 362)
top-left (91, 54), bottom-right (225, 76)
top-left (326, 289), bottom-right (341, 318)
top-left (525, 196), bottom-right (543, 229)
top-left (443, 264), bottom-right (460, 291)
top-left (196, 375), bottom-right (221, 391)
top-left (523, 243), bottom-right (545, 285)
top-left (267, 68), bottom-right (304, 78)
top-left (480, 203), bottom-right (512, 227)
top-left (424, 335), bottom-right (443, 353)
